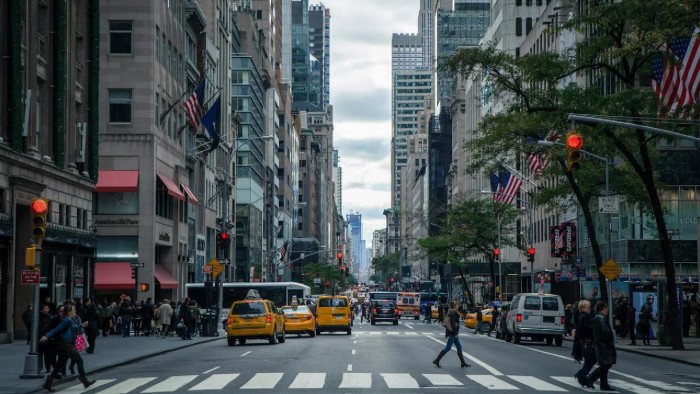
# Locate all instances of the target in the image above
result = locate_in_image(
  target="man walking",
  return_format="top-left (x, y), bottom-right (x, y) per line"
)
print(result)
top-left (474, 306), bottom-right (483, 335)
top-left (487, 307), bottom-right (499, 337)
top-left (119, 298), bottom-right (134, 337)
top-left (585, 301), bottom-right (616, 391)
top-left (142, 297), bottom-right (154, 336)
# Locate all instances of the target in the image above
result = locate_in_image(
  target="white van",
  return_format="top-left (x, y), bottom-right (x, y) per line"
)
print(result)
top-left (505, 293), bottom-right (565, 346)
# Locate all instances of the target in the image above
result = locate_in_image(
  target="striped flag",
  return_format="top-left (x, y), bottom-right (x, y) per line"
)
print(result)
top-left (183, 80), bottom-right (205, 130)
top-left (490, 173), bottom-right (503, 202)
top-left (527, 133), bottom-right (558, 175)
top-left (498, 168), bottom-right (523, 205)
top-left (669, 28), bottom-right (700, 102)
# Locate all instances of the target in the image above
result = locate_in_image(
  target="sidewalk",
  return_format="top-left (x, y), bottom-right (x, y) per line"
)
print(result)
top-left (566, 335), bottom-right (700, 367)
top-left (0, 333), bottom-right (223, 394)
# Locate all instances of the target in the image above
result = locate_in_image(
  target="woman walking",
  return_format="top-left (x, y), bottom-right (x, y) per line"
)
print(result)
top-left (432, 301), bottom-right (470, 368)
top-left (574, 300), bottom-right (597, 388)
top-left (40, 304), bottom-right (95, 392)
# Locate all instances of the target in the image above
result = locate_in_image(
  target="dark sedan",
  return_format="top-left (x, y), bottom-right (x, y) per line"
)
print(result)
top-left (371, 300), bottom-right (399, 325)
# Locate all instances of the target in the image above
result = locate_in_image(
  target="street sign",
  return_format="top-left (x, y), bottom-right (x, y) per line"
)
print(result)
top-left (599, 258), bottom-right (623, 281)
top-left (598, 196), bottom-right (619, 214)
top-left (206, 258), bottom-right (224, 279)
top-left (21, 269), bottom-right (40, 285)
top-left (219, 259), bottom-right (230, 265)
top-left (202, 265), bottom-right (213, 274)
top-left (313, 278), bottom-right (321, 284)
top-left (130, 262), bottom-right (144, 268)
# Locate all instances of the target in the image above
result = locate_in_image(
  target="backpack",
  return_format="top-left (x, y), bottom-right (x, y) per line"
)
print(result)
top-left (442, 311), bottom-right (453, 333)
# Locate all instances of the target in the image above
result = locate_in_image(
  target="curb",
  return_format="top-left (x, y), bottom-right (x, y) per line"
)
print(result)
top-left (563, 337), bottom-right (700, 368)
top-left (22, 336), bottom-right (224, 394)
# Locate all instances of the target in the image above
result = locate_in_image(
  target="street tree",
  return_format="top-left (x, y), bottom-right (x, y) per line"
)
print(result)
top-left (441, 0), bottom-right (700, 349)
top-left (370, 252), bottom-right (400, 287)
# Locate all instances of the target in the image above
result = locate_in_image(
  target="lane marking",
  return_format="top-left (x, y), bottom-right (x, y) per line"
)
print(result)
top-left (467, 374), bottom-right (519, 390)
top-left (142, 375), bottom-right (197, 393)
top-left (509, 375), bottom-right (566, 391)
top-left (381, 373), bottom-right (419, 389)
top-left (387, 331), bottom-right (400, 336)
top-left (241, 351), bottom-right (251, 357)
top-left (59, 379), bottom-right (115, 393)
top-left (188, 373), bottom-right (239, 391)
top-left (424, 334), bottom-right (503, 376)
top-left (203, 366), bottom-right (220, 374)
top-left (352, 349), bottom-right (356, 354)
top-left (422, 374), bottom-right (463, 386)
top-left (610, 370), bottom-right (691, 392)
top-left (608, 379), bottom-right (661, 394)
top-left (353, 340), bottom-right (357, 344)
top-left (240, 373), bottom-right (283, 389)
top-left (404, 323), bottom-right (414, 329)
top-left (93, 377), bottom-right (156, 394)
top-left (339, 373), bottom-right (372, 388)
top-left (405, 331), bottom-right (418, 335)
top-left (347, 364), bottom-right (352, 372)
top-left (288, 372), bottom-right (326, 389)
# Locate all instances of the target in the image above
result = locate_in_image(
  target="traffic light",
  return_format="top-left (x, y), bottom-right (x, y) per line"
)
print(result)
top-left (527, 247), bottom-right (536, 263)
top-left (217, 232), bottom-right (230, 247)
top-left (565, 132), bottom-right (583, 170)
top-left (30, 198), bottom-right (49, 247)
top-left (131, 267), bottom-right (137, 280)
top-left (493, 248), bottom-right (500, 260)
top-left (344, 265), bottom-right (349, 277)
top-left (337, 251), bottom-right (343, 270)
top-left (140, 283), bottom-right (149, 292)
top-left (25, 246), bottom-right (36, 268)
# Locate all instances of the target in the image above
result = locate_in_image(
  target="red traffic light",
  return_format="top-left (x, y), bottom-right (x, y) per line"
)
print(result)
top-left (220, 232), bottom-right (228, 240)
top-left (528, 247), bottom-right (535, 256)
top-left (31, 198), bottom-right (48, 215)
top-left (566, 134), bottom-right (583, 150)
top-left (493, 248), bottom-right (500, 257)
top-left (337, 252), bottom-right (343, 259)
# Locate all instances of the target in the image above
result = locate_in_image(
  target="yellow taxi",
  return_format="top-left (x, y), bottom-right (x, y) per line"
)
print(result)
top-left (281, 297), bottom-right (316, 337)
top-left (315, 295), bottom-right (352, 335)
top-left (225, 290), bottom-right (286, 346)
top-left (465, 308), bottom-right (494, 331)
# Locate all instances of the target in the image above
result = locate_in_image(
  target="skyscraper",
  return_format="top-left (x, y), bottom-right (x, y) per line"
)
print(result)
top-left (346, 213), bottom-right (362, 274)
top-left (309, 4), bottom-right (331, 110)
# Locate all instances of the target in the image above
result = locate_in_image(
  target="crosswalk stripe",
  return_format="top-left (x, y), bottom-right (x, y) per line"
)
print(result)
top-left (93, 377), bottom-right (156, 394)
top-left (405, 331), bottom-right (418, 335)
top-left (550, 376), bottom-right (596, 392)
top-left (467, 375), bottom-right (520, 390)
top-left (387, 332), bottom-right (400, 335)
top-left (188, 373), bottom-right (239, 391)
top-left (58, 379), bottom-right (115, 393)
top-left (611, 371), bottom-right (692, 392)
top-left (142, 375), bottom-right (197, 392)
top-left (509, 376), bottom-right (566, 392)
top-left (369, 332), bottom-right (382, 335)
top-left (422, 374), bottom-right (463, 386)
top-left (381, 373), bottom-right (419, 388)
top-left (288, 373), bottom-right (325, 389)
top-left (609, 379), bottom-right (662, 394)
top-left (240, 373), bottom-right (283, 389)
top-left (339, 373), bottom-right (372, 388)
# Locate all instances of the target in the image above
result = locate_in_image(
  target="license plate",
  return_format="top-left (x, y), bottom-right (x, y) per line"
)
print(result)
top-left (543, 316), bottom-right (554, 323)
top-left (335, 315), bottom-right (344, 320)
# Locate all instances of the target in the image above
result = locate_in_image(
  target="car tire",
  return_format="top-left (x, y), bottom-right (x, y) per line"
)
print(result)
top-left (514, 333), bottom-right (521, 344)
top-left (346, 327), bottom-right (352, 335)
top-left (269, 331), bottom-right (278, 345)
top-left (393, 319), bottom-right (398, 325)
top-left (414, 316), bottom-right (419, 320)
top-left (555, 336), bottom-right (563, 347)
top-left (309, 330), bottom-right (316, 338)
top-left (316, 328), bottom-right (321, 336)
top-left (239, 338), bottom-right (246, 345)
top-left (227, 337), bottom-right (236, 346)
top-left (546, 336), bottom-right (553, 346)
top-left (278, 328), bottom-right (286, 343)
top-left (481, 322), bottom-right (491, 332)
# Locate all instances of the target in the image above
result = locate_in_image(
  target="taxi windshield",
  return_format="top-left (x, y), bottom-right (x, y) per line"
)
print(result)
top-left (231, 302), bottom-right (266, 315)
top-left (319, 298), bottom-right (348, 307)
top-left (282, 305), bottom-right (309, 314)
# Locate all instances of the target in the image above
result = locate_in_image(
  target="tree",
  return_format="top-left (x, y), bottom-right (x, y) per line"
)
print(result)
top-left (370, 252), bottom-right (400, 287)
top-left (301, 263), bottom-right (345, 294)
top-left (441, 1), bottom-right (700, 349)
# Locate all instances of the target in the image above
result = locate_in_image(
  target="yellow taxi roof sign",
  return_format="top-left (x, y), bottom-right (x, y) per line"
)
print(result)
top-left (245, 289), bottom-right (261, 299)
top-left (291, 295), bottom-right (298, 306)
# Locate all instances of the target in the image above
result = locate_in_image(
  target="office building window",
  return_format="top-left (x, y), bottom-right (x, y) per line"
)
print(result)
top-left (109, 89), bottom-right (132, 123)
top-left (515, 18), bottom-right (523, 37)
top-left (109, 20), bottom-right (132, 54)
top-left (156, 178), bottom-right (174, 219)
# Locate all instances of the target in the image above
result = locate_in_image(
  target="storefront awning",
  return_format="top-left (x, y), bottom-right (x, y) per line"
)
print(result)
top-left (157, 173), bottom-right (186, 201)
top-left (155, 264), bottom-right (178, 289)
top-left (181, 184), bottom-right (200, 205)
top-left (95, 170), bottom-right (139, 192)
top-left (94, 262), bottom-right (134, 290)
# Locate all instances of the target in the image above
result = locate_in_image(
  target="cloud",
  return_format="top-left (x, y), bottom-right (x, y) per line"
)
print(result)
top-left (333, 88), bottom-right (391, 122)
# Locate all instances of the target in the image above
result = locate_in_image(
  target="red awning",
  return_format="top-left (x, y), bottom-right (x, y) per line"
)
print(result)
top-left (181, 184), bottom-right (200, 205)
top-left (94, 262), bottom-right (134, 290)
top-left (95, 170), bottom-right (139, 192)
top-left (154, 264), bottom-right (178, 289)
top-left (157, 173), bottom-right (185, 201)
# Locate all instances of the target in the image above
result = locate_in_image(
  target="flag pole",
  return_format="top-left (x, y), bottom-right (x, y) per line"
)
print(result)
top-left (159, 67), bottom-right (211, 125)
top-left (498, 161), bottom-right (537, 187)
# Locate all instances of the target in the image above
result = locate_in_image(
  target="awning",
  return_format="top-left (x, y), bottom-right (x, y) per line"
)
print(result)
top-left (94, 262), bottom-right (134, 290)
top-left (157, 173), bottom-right (185, 201)
top-left (154, 264), bottom-right (178, 289)
top-left (95, 170), bottom-right (139, 192)
top-left (181, 184), bottom-right (200, 205)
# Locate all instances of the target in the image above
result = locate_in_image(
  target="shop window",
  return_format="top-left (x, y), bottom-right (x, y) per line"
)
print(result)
top-left (95, 192), bottom-right (139, 215)
top-left (109, 20), bottom-right (133, 54)
top-left (156, 177), bottom-right (174, 219)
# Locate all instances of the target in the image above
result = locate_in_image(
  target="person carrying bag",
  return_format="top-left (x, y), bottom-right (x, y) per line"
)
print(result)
top-left (432, 301), bottom-right (470, 368)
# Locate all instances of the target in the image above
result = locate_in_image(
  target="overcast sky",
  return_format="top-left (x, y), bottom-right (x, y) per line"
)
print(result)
top-left (322, 0), bottom-right (419, 243)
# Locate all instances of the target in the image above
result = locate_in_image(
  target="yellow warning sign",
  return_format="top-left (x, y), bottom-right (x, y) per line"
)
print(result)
top-left (599, 258), bottom-right (622, 281)
top-left (206, 258), bottom-right (224, 279)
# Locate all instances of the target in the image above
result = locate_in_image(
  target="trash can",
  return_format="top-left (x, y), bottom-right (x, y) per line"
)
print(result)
top-left (200, 309), bottom-right (220, 337)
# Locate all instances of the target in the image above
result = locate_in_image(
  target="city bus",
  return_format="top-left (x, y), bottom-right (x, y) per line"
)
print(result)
top-left (185, 282), bottom-right (311, 310)
top-left (396, 292), bottom-right (421, 320)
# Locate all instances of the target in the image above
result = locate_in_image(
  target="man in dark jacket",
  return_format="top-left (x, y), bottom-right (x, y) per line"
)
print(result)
top-left (142, 297), bottom-right (154, 336)
top-left (586, 301), bottom-right (616, 391)
top-left (119, 298), bottom-right (134, 337)
top-left (81, 299), bottom-right (101, 353)
top-left (180, 297), bottom-right (193, 340)
top-left (38, 304), bottom-right (53, 373)
top-left (22, 303), bottom-right (33, 344)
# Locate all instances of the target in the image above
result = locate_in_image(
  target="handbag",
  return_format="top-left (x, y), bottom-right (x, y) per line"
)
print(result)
top-left (442, 313), bottom-right (453, 333)
top-left (74, 333), bottom-right (88, 352)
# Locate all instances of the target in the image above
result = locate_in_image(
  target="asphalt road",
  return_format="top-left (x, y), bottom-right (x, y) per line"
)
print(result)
top-left (48, 318), bottom-right (700, 393)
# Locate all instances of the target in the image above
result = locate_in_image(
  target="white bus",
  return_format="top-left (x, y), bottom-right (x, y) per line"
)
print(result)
top-left (185, 282), bottom-right (311, 309)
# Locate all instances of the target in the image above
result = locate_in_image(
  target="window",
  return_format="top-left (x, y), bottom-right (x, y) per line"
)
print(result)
top-left (515, 18), bottom-right (523, 37)
top-left (526, 18), bottom-right (533, 35)
top-left (155, 93), bottom-right (160, 125)
top-left (300, 160), bottom-right (306, 168)
top-left (109, 20), bottom-right (132, 54)
top-left (156, 177), bottom-right (174, 219)
top-left (542, 297), bottom-right (560, 311)
top-left (297, 223), bottom-right (303, 230)
top-left (155, 26), bottom-right (160, 62)
top-left (524, 296), bottom-right (541, 310)
top-left (108, 89), bottom-right (132, 123)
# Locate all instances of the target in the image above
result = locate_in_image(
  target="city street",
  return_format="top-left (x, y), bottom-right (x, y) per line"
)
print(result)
top-left (45, 319), bottom-right (700, 393)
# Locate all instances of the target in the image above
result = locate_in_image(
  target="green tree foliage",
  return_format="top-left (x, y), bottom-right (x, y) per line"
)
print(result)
top-left (370, 252), bottom-right (400, 285)
top-left (301, 263), bottom-right (346, 293)
top-left (440, 0), bottom-right (700, 349)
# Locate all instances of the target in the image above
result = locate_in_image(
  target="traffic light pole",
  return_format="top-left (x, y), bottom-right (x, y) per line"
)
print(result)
top-left (20, 247), bottom-right (42, 379)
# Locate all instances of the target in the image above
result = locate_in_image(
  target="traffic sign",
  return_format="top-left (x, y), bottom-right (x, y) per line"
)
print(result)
top-left (206, 258), bottom-right (224, 278)
top-left (219, 259), bottom-right (230, 265)
top-left (314, 278), bottom-right (321, 284)
top-left (598, 196), bottom-right (619, 214)
top-left (21, 269), bottom-right (40, 285)
top-left (130, 262), bottom-right (144, 268)
top-left (599, 258), bottom-right (623, 281)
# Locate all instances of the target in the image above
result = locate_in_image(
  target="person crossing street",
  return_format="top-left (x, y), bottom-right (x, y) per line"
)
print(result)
top-left (432, 301), bottom-right (470, 368)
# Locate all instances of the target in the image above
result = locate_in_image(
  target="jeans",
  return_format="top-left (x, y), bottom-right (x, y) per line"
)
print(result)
top-left (443, 334), bottom-right (463, 353)
top-left (121, 317), bottom-right (132, 337)
top-left (51, 343), bottom-right (86, 379)
top-left (475, 321), bottom-right (483, 334)
top-left (575, 346), bottom-right (597, 384)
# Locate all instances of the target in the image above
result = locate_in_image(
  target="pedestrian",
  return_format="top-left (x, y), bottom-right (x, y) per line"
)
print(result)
top-left (626, 302), bottom-right (637, 345)
top-left (474, 306), bottom-right (483, 335)
top-left (574, 300), bottom-right (597, 388)
top-left (37, 304), bottom-right (53, 373)
top-left (360, 302), bottom-right (367, 323)
top-left (487, 306), bottom-right (499, 337)
top-left (437, 301), bottom-right (444, 323)
top-left (425, 303), bottom-right (432, 324)
top-left (81, 298), bottom-right (100, 354)
top-left (100, 300), bottom-right (112, 337)
top-left (564, 304), bottom-right (574, 336)
top-left (157, 299), bottom-right (173, 338)
top-left (638, 295), bottom-right (656, 346)
top-left (142, 297), bottom-right (154, 336)
top-left (119, 298), bottom-right (134, 337)
top-left (67, 301), bottom-right (86, 376)
top-left (682, 300), bottom-right (691, 338)
top-left (584, 301), bottom-right (616, 391)
top-left (616, 299), bottom-right (629, 338)
top-left (22, 303), bottom-right (33, 344)
top-left (191, 301), bottom-right (201, 337)
top-left (45, 305), bottom-right (64, 376)
top-left (432, 301), bottom-right (470, 368)
top-left (40, 304), bottom-right (96, 392)
top-left (179, 297), bottom-right (193, 340)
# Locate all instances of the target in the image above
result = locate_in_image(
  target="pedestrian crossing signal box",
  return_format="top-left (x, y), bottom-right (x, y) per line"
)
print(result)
top-left (140, 283), bottom-right (149, 292)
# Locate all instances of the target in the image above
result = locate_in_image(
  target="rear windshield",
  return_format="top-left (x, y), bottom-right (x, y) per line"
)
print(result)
top-left (281, 305), bottom-right (309, 314)
top-left (231, 302), bottom-right (266, 315)
top-left (318, 298), bottom-right (348, 307)
top-left (542, 297), bottom-right (560, 311)
top-left (524, 296), bottom-right (541, 310)
top-left (376, 300), bottom-right (395, 308)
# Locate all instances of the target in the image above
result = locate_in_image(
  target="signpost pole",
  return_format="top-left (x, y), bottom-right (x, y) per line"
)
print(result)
top-left (20, 248), bottom-right (43, 379)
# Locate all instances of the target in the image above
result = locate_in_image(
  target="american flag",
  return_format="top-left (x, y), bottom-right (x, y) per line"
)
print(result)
top-left (669, 28), bottom-right (700, 103)
top-left (527, 133), bottom-right (558, 175)
top-left (490, 173), bottom-right (503, 203)
top-left (183, 80), bottom-right (205, 130)
top-left (498, 168), bottom-right (523, 205)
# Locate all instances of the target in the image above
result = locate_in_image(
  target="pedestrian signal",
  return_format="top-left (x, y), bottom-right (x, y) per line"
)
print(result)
top-left (140, 283), bottom-right (149, 292)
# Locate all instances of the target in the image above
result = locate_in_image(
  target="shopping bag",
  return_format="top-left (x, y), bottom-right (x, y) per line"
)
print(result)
top-left (75, 333), bottom-right (88, 352)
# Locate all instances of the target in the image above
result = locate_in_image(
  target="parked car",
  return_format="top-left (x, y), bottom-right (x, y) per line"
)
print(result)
top-left (505, 293), bottom-right (565, 346)
top-left (371, 300), bottom-right (399, 325)
top-left (465, 308), bottom-right (493, 332)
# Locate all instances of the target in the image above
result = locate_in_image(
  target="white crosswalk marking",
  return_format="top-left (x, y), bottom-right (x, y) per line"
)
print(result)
top-left (405, 331), bottom-right (418, 335)
top-left (467, 375), bottom-right (520, 390)
top-left (188, 373), bottom-right (239, 391)
top-left (58, 379), bottom-right (115, 393)
top-left (288, 373), bottom-right (326, 389)
top-left (509, 376), bottom-right (567, 392)
top-left (609, 379), bottom-right (662, 394)
top-left (381, 373), bottom-right (419, 388)
top-left (93, 377), bottom-right (156, 394)
top-left (142, 375), bottom-right (197, 392)
top-left (369, 332), bottom-right (382, 335)
top-left (612, 371), bottom-right (692, 392)
top-left (240, 373), bottom-right (283, 389)
top-left (339, 373), bottom-right (372, 388)
top-left (422, 374), bottom-right (463, 386)
top-left (550, 376), bottom-right (597, 392)
top-left (387, 331), bottom-right (400, 335)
